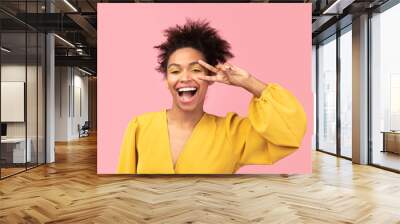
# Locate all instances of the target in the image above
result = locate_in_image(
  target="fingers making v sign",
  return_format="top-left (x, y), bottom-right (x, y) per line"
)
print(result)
top-left (197, 59), bottom-right (267, 98)
top-left (197, 60), bottom-right (251, 87)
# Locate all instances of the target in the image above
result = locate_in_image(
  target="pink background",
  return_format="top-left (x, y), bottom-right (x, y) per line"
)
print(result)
top-left (97, 3), bottom-right (312, 174)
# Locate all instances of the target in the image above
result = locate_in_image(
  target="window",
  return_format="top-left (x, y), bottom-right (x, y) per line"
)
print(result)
top-left (317, 35), bottom-right (337, 154)
top-left (371, 2), bottom-right (400, 171)
top-left (339, 27), bottom-right (352, 158)
top-left (0, 1), bottom-right (46, 179)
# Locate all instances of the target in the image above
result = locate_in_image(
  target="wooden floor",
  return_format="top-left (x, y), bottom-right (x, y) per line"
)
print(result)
top-left (1, 134), bottom-right (400, 223)
top-left (373, 150), bottom-right (400, 171)
top-left (0, 167), bottom-right (26, 178)
top-left (1, 163), bottom-right (44, 178)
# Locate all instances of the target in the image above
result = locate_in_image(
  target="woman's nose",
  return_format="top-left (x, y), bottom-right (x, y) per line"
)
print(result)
top-left (180, 70), bottom-right (192, 81)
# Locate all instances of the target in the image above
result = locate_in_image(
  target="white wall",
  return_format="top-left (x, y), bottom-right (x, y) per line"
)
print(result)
top-left (55, 67), bottom-right (89, 141)
top-left (55, 66), bottom-right (70, 141)
top-left (1, 63), bottom-right (46, 164)
top-left (1, 65), bottom-right (41, 137)
top-left (72, 73), bottom-right (89, 138)
top-left (1, 65), bottom-right (26, 135)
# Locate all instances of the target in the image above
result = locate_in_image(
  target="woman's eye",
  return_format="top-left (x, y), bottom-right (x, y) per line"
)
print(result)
top-left (170, 70), bottom-right (179, 74)
top-left (192, 69), bottom-right (201, 73)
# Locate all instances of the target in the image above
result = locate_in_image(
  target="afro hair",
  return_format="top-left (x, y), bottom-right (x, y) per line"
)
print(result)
top-left (154, 19), bottom-right (234, 75)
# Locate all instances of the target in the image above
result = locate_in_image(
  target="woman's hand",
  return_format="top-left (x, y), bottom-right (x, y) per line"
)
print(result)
top-left (197, 60), bottom-right (250, 87)
top-left (197, 60), bottom-right (267, 97)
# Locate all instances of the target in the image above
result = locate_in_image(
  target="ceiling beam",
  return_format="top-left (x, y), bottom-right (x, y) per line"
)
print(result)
top-left (55, 55), bottom-right (96, 69)
top-left (67, 13), bottom-right (97, 46)
top-left (322, 0), bottom-right (356, 14)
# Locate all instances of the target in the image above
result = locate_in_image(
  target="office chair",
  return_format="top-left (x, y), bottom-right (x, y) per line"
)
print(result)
top-left (79, 121), bottom-right (90, 138)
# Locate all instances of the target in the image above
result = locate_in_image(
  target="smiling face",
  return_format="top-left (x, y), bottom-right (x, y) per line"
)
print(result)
top-left (166, 47), bottom-right (211, 112)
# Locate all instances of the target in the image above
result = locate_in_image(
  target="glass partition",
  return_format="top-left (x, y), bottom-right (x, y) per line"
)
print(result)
top-left (317, 35), bottom-right (337, 154)
top-left (38, 32), bottom-right (45, 165)
top-left (1, 30), bottom-right (28, 177)
top-left (27, 30), bottom-right (38, 169)
top-left (339, 26), bottom-right (352, 158)
top-left (371, 3), bottom-right (400, 171)
top-left (0, 1), bottom-right (46, 179)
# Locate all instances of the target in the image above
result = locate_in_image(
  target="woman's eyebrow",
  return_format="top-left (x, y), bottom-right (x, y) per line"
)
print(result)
top-left (188, 61), bottom-right (202, 67)
top-left (167, 64), bottom-right (180, 69)
top-left (168, 62), bottom-right (202, 69)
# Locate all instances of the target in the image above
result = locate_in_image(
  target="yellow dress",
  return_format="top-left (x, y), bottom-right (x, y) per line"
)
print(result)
top-left (117, 83), bottom-right (307, 174)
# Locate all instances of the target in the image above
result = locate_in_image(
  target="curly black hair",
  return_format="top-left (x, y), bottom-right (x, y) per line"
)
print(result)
top-left (154, 19), bottom-right (234, 75)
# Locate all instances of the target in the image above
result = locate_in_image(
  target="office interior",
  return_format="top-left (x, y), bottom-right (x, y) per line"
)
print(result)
top-left (0, 0), bottom-right (399, 222)
top-left (313, 0), bottom-right (400, 172)
top-left (0, 0), bottom-right (97, 179)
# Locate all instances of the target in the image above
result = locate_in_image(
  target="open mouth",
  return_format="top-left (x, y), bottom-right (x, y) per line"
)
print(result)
top-left (176, 87), bottom-right (198, 103)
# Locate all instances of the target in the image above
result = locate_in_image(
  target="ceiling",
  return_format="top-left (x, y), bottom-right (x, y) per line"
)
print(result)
top-left (0, 0), bottom-right (391, 75)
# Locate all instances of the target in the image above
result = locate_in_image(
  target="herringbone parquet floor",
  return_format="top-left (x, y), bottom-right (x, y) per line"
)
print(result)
top-left (1, 134), bottom-right (400, 224)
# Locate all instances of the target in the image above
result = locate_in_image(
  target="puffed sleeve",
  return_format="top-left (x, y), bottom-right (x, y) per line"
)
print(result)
top-left (226, 83), bottom-right (307, 167)
top-left (117, 118), bottom-right (138, 174)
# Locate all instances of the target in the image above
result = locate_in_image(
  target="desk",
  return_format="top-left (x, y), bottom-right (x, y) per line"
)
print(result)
top-left (381, 131), bottom-right (400, 154)
top-left (1, 138), bottom-right (32, 163)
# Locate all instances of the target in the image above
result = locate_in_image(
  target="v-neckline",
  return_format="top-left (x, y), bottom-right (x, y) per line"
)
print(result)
top-left (164, 109), bottom-right (207, 172)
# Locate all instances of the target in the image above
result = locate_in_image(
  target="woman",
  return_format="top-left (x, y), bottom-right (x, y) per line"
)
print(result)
top-left (117, 19), bottom-right (307, 174)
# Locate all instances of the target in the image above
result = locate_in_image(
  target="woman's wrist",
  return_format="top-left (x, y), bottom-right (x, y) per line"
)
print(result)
top-left (240, 74), bottom-right (267, 98)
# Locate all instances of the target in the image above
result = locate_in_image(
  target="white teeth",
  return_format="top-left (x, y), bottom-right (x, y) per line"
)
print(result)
top-left (177, 87), bottom-right (197, 92)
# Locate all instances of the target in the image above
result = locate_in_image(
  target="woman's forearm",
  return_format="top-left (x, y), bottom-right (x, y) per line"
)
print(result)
top-left (240, 75), bottom-right (267, 98)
